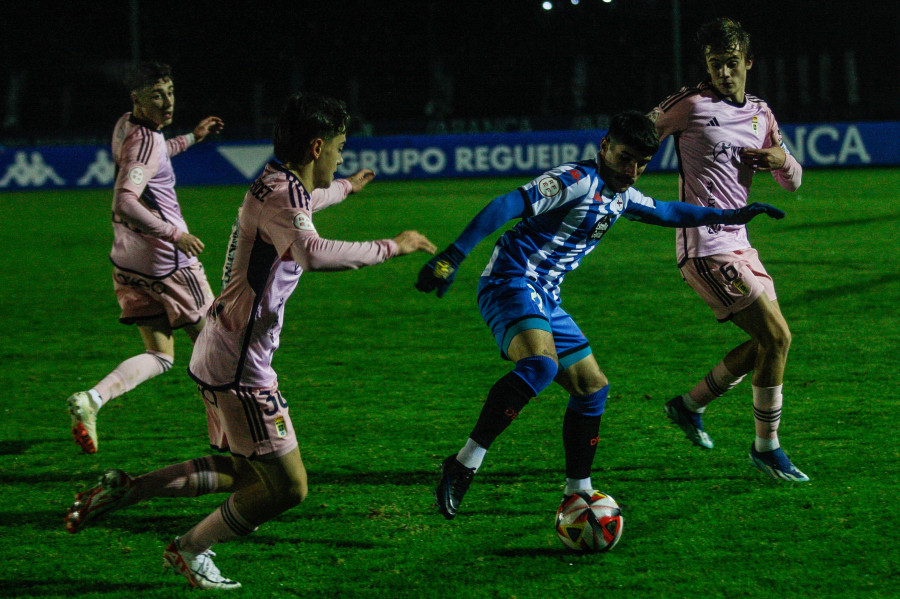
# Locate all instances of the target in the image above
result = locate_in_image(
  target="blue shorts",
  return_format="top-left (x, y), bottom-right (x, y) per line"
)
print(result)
top-left (477, 276), bottom-right (592, 369)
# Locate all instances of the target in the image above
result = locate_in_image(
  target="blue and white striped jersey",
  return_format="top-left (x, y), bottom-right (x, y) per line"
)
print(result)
top-left (480, 159), bottom-right (662, 302)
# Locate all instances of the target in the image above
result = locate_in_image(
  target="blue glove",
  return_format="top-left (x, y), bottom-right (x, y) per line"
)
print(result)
top-left (415, 244), bottom-right (465, 298)
top-left (722, 202), bottom-right (786, 224)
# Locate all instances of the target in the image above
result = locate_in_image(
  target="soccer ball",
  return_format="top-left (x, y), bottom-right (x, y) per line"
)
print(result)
top-left (555, 490), bottom-right (623, 553)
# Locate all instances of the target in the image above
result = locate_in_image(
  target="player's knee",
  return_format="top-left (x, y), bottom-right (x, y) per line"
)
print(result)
top-left (513, 355), bottom-right (558, 396)
top-left (275, 479), bottom-right (307, 508)
top-left (146, 350), bottom-right (174, 373)
top-left (758, 325), bottom-right (791, 356)
top-left (568, 385), bottom-right (609, 417)
top-left (566, 371), bottom-right (608, 398)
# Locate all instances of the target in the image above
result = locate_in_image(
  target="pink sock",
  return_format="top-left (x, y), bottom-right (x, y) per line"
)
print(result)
top-left (752, 385), bottom-right (783, 450)
top-left (179, 495), bottom-right (257, 554)
top-left (131, 456), bottom-right (222, 502)
top-left (93, 351), bottom-right (173, 405)
top-left (688, 361), bottom-right (745, 409)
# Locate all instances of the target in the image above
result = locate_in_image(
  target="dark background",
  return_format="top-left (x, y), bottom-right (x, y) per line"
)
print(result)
top-left (2, 0), bottom-right (896, 143)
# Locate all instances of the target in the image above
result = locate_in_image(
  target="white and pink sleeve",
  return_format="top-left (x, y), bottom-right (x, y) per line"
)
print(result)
top-left (765, 112), bottom-right (802, 191)
top-left (261, 203), bottom-right (397, 272)
top-left (113, 131), bottom-right (181, 242)
top-left (309, 178), bottom-right (353, 212)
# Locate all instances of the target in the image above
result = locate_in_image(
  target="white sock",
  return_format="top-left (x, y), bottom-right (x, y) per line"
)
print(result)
top-left (754, 436), bottom-right (780, 452)
top-left (87, 389), bottom-right (103, 411)
top-left (456, 438), bottom-right (487, 471)
top-left (681, 393), bottom-right (706, 413)
top-left (565, 477), bottom-right (593, 494)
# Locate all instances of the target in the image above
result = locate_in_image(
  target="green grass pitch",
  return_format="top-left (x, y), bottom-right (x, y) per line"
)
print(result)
top-left (0, 168), bottom-right (897, 598)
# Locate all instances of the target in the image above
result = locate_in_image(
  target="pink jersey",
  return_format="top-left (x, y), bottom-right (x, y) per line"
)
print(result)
top-left (189, 163), bottom-right (398, 390)
top-left (651, 82), bottom-right (802, 264)
top-left (109, 112), bottom-right (196, 277)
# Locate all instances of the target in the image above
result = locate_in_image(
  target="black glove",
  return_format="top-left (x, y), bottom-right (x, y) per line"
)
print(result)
top-left (415, 244), bottom-right (465, 298)
top-left (722, 202), bottom-right (785, 225)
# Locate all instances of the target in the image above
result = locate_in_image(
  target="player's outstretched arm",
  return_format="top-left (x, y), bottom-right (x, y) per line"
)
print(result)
top-left (346, 169), bottom-right (376, 193)
top-left (720, 202), bottom-right (785, 224)
top-left (627, 199), bottom-right (784, 228)
top-left (193, 116), bottom-right (224, 143)
top-left (415, 190), bottom-right (526, 298)
top-left (393, 231), bottom-right (437, 256)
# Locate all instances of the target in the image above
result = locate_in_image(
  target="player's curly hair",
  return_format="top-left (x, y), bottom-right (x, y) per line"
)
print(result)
top-left (273, 93), bottom-right (350, 164)
top-left (125, 61), bottom-right (173, 92)
top-left (607, 110), bottom-right (660, 156)
top-left (695, 17), bottom-right (753, 61)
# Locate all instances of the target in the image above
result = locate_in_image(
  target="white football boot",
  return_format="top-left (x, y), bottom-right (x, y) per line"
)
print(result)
top-left (163, 538), bottom-right (242, 590)
top-left (67, 391), bottom-right (98, 454)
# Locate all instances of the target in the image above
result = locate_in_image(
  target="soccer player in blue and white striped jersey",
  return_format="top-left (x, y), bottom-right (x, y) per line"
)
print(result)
top-left (417, 110), bottom-right (786, 520)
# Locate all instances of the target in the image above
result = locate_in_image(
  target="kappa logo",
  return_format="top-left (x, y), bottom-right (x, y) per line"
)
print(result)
top-left (77, 149), bottom-right (116, 186)
top-left (537, 176), bottom-right (561, 197)
top-left (0, 151), bottom-right (66, 188)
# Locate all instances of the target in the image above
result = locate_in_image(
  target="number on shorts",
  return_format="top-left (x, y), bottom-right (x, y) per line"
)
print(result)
top-left (261, 390), bottom-right (288, 415)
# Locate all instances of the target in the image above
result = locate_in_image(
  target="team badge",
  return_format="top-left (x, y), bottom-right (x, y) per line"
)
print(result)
top-left (128, 166), bottom-right (144, 185)
top-left (293, 213), bottom-right (314, 231)
top-left (733, 278), bottom-right (750, 296)
top-left (752, 116), bottom-right (759, 136)
top-left (275, 415), bottom-right (288, 438)
top-left (537, 176), bottom-right (562, 198)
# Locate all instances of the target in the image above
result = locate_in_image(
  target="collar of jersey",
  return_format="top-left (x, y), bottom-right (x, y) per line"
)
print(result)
top-left (270, 159), bottom-right (310, 195)
top-left (128, 113), bottom-right (162, 131)
top-left (705, 79), bottom-right (748, 108)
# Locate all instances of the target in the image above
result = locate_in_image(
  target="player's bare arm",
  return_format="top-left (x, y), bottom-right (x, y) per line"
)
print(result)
top-left (393, 231), bottom-right (436, 256)
top-left (346, 169), bottom-right (376, 193)
top-left (193, 116), bottom-right (224, 142)
top-left (740, 131), bottom-right (786, 172)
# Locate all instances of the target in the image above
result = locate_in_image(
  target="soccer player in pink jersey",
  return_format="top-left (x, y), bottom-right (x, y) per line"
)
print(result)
top-left (65, 61), bottom-right (225, 454)
top-left (65, 93), bottom-right (436, 590)
top-left (650, 18), bottom-right (808, 481)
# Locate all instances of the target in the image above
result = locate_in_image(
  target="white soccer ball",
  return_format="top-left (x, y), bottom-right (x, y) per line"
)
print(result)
top-left (555, 490), bottom-right (623, 553)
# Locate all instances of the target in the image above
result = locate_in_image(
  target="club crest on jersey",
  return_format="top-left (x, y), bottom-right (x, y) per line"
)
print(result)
top-left (293, 213), bottom-right (314, 231)
top-left (590, 214), bottom-right (613, 240)
top-left (752, 116), bottom-right (759, 136)
top-left (128, 166), bottom-right (144, 185)
top-left (537, 176), bottom-right (562, 198)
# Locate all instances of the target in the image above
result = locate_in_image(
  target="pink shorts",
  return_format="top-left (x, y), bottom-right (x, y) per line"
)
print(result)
top-left (113, 261), bottom-right (214, 329)
top-left (680, 248), bottom-right (776, 322)
top-left (200, 385), bottom-right (298, 460)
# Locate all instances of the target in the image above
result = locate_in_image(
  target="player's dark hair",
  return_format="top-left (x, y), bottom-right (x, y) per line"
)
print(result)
top-left (126, 61), bottom-right (173, 92)
top-left (606, 110), bottom-right (660, 156)
top-left (696, 17), bottom-right (753, 62)
top-left (273, 93), bottom-right (350, 164)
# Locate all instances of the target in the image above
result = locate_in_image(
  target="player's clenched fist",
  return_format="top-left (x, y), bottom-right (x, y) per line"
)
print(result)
top-left (392, 230), bottom-right (437, 256)
top-left (415, 243), bottom-right (466, 298)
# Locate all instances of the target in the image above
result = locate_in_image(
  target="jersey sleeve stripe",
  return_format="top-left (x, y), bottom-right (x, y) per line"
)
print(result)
top-left (137, 128), bottom-right (155, 165)
top-left (659, 85), bottom-right (701, 112)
